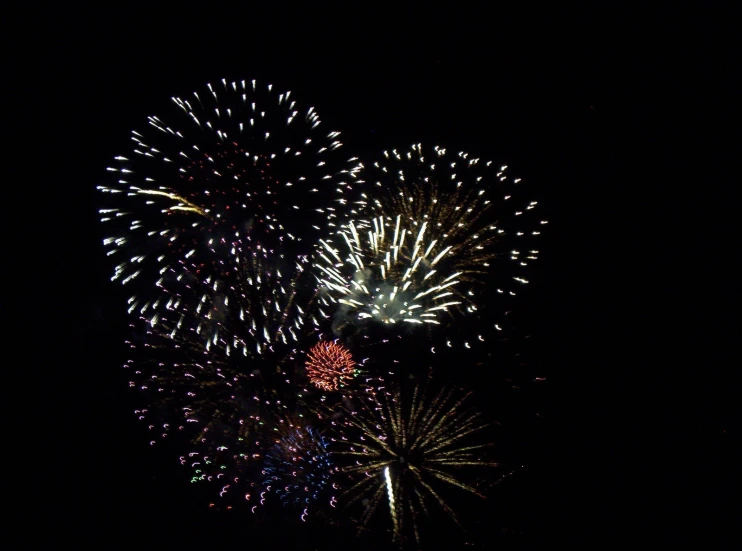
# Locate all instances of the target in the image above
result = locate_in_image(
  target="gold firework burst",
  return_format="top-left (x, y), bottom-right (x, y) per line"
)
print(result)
top-left (327, 383), bottom-right (498, 546)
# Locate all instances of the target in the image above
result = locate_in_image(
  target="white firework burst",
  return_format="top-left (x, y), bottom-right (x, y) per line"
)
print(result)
top-left (315, 143), bottom-right (545, 332)
top-left (98, 78), bottom-right (363, 351)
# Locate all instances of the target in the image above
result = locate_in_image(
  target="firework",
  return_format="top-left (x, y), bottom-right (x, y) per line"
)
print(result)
top-left (95, 77), bottom-right (543, 543)
top-left (125, 317), bottom-right (304, 501)
top-left (315, 144), bottom-right (545, 345)
top-left (305, 341), bottom-right (357, 391)
top-left (98, 79), bottom-right (364, 507)
top-left (325, 383), bottom-right (497, 545)
top-left (134, 245), bottom-right (318, 359)
top-left (98, 78), bottom-right (365, 412)
top-left (121, 238), bottom-right (321, 468)
top-left (122, 259), bottom-right (337, 506)
top-left (98, 78), bottom-right (362, 310)
top-left (261, 421), bottom-right (339, 519)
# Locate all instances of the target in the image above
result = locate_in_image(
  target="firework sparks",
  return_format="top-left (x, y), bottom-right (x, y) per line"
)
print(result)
top-left (315, 144), bottom-right (544, 337)
top-left (134, 245), bottom-right (317, 358)
top-left (124, 316), bottom-right (306, 500)
top-left (99, 79), bottom-right (364, 508)
top-left (261, 421), bottom-right (338, 517)
top-left (305, 341), bottom-right (357, 391)
top-left (98, 78), bottom-right (361, 314)
top-left (96, 78), bottom-right (545, 541)
top-left (326, 383), bottom-right (498, 545)
top-left (98, 80), bottom-right (371, 370)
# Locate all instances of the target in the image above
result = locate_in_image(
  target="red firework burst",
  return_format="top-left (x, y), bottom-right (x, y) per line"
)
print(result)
top-left (305, 341), bottom-right (356, 391)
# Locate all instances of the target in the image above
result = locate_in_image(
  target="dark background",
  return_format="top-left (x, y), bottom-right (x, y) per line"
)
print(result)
top-left (19, 5), bottom-right (737, 549)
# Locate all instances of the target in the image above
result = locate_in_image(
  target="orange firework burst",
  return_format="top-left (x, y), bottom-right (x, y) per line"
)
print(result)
top-left (305, 341), bottom-right (356, 391)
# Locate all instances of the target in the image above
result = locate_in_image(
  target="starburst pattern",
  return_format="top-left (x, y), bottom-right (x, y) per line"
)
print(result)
top-left (326, 383), bottom-right (498, 545)
top-left (315, 144), bottom-right (545, 343)
top-left (98, 78), bottom-right (361, 344)
top-left (305, 341), bottom-right (357, 391)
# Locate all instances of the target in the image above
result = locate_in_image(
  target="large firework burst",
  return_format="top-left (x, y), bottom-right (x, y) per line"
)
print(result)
top-left (315, 144), bottom-right (545, 345)
top-left (325, 383), bottom-right (498, 546)
top-left (98, 78), bottom-right (361, 332)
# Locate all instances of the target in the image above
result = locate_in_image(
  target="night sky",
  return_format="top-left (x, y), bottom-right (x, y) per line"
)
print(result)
top-left (25, 6), bottom-right (737, 549)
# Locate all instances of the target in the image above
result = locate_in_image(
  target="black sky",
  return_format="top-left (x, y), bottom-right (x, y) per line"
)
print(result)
top-left (20, 5), bottom-right (737, 549)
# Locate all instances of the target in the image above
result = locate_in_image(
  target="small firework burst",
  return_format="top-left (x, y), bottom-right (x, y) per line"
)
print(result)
top-left (261, 421), bottom-right (339, 519)
top-left (305, 341), bottom-right (357, 391)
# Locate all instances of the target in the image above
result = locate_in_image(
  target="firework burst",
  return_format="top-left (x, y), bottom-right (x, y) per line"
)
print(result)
top-left (305, 340), bottom-right (357, 391)
top-left (96, 77), bottom-right (545, 544)
top-left (315, 144), bottom-right (545, 346)
top-left (325, 383), bottom-right (497, 545)
top-left (261, 421), bottom-right (339, 519)
top-left (124, 316), bottom-right (308, 503)
top-left (98, 78), bottom-right (362, 325)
